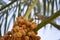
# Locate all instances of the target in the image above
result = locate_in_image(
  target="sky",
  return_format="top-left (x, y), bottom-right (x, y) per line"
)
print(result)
top-left (1, 0), bottom-right (60, 40)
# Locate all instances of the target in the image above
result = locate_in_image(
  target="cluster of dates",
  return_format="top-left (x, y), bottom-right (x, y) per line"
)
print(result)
top-left (0, 16), bottom-right (41, 40)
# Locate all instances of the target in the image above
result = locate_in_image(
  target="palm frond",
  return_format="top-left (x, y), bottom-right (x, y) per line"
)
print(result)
top-left (34, 10), bottom-right (60, 32)
top-left (24, 0), bottom-right (38, 19)
top-left (0, 0), bottom-right (17, 11)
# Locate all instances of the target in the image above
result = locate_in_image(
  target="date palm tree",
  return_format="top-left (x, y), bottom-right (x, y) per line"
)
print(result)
top-left (0, 0), bottom-right (60, 36)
